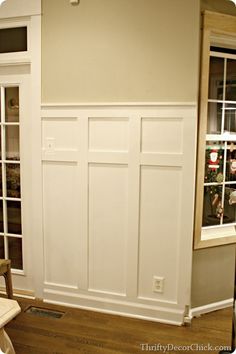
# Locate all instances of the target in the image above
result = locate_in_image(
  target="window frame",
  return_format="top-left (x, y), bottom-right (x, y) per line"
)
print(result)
top-left (194, 11), bottom-right (236, 249)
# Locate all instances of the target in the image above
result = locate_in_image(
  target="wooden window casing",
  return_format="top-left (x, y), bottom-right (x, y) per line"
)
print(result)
top-left (194, 11), bottom-right (236, 249)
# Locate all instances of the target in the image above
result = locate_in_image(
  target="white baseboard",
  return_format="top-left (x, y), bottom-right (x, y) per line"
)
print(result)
top-left (190, 298), bottom-right (233, 318)
top-left (43, 288), bottom-right (185, 325)
top-left (0, 287), bottom-right (35, 299)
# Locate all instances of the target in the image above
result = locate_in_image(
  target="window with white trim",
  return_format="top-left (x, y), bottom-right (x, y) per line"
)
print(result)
top-left (194, 11), bottom-right (236, 248)
top-left (203, 51), bottom-right (236, 231)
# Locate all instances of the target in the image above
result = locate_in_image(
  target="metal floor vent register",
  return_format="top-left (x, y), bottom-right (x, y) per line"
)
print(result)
top-left (25, 306), bottom-right (65, 319)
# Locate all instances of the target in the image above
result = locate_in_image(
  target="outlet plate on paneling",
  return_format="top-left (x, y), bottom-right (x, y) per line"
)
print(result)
top-left (152, 276), bottom-right (164, 293)
top-left (45, 137), bottom-right (55, 152)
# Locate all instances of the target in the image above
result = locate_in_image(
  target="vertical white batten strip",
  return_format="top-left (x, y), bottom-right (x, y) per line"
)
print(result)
top-left (78, 113), bottom-right (89, 290)
top-left (126, 114), bottom-right (141, 299)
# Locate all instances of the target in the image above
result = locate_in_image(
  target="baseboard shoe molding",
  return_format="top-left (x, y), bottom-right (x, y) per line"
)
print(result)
top-left (190, 298), bottom-right (233, 318)
top-left (43, 288), bottom-right (185, 325)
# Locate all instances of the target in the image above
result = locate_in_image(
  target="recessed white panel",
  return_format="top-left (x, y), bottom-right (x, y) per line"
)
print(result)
top-left (89, 118), bottom-right (129, 152)
top-left (43, 162), bottom-right (79, 287)
top-left (138, 166), bottom-right (182, 302)
top-left (42, 119), bottom-right (78, 150)
top-left (89, 164), bottom-right (128, 295)
top-left (141, 118), bottom-right (183, 153)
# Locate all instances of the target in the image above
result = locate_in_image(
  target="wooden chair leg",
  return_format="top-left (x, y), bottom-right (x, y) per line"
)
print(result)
top-left (4, 264), bottom-right (13, 299)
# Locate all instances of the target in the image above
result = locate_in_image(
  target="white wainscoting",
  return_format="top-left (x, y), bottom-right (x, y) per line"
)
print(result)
top-left (41, 103), bottom-right (197, 325)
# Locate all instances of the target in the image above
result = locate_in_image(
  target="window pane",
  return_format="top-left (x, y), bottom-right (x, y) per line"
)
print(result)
top-left (205, 142), bottom-right (224, 183)
top-left (208, 57), bottom-right (225, 100)
top-left (224, 184), bottom-right (236, 224)
top-left (6, 164), bottom-right (20, 198)
top-left (226, 59), bottom-right (236, 101)
top-left (0, 201), bottom-right (3, 233)
top-left (6, 126), bottom-right (20, 161)
top-left (207, 102), bottom-right (223, 134)
top-left (224, 103), bottom-right (236, 134)
top-left (8, 237), bottom-right (22, 270)
top-left (0, 236), bottom-right (4, 259)
top-left (226, 142), bottom-right (236, 181)
top-left (7, 201), bottom-right (21, 234)
top-left (202, 185), bottom-right (222, 226)
top-left (5, 87), bottom-right (19, 122)
top-left (0, 27), bottom-right (27, 53)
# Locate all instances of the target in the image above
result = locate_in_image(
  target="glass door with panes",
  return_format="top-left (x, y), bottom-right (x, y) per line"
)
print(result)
top-left (0, 86), bottom-right (22, 271)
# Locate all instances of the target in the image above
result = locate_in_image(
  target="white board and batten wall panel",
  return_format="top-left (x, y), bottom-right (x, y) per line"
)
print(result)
top-left (141, 117), bottom-right (183, 154)
top-left (89, 164), bottom-right (128, 296)
top-left (89, 117), bottom-right (129, 152)
top-left (41, 103), bottom-right (197, 324)
top-left (138, 165), bottom-right (182, 303)
top-left (43, 162), bottom-right (80, 289)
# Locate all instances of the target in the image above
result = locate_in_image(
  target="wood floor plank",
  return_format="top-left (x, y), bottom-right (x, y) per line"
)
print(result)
top-left (4, 298), bottom-right (233, 354)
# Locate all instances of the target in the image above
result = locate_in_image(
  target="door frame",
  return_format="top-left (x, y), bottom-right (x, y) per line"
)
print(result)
top-left (0, 5), bottom-right (42, 297)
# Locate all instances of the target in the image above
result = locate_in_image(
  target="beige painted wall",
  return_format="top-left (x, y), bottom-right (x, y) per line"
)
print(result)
top-left (41, 0), bottom-right (200, 103)
top-left (192, 245), bottom-right (235, 308)
top-left (191, 0), bottom-right (236, 309)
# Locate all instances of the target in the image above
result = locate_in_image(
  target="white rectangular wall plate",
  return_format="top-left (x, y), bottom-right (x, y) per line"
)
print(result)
top-left (152, 276), bottom-right (165, 293)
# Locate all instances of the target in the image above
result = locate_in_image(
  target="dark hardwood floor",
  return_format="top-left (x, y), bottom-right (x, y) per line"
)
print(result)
top-left (4, 297), bottom-right (233, 354)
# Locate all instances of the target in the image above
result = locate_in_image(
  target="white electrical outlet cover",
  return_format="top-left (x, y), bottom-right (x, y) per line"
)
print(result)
top-left (152, 276), bottom-right (164, 293)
